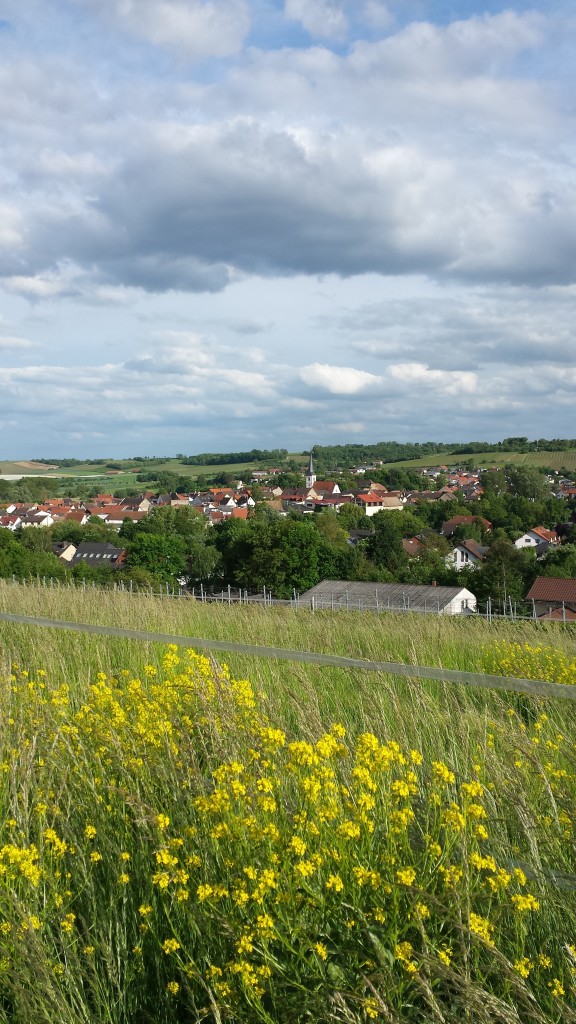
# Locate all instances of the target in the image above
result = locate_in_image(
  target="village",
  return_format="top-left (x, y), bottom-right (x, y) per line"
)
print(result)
top-left (2, 455), bottom-right (576, 619)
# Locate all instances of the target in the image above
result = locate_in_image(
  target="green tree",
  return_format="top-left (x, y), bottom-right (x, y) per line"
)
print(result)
top-left (125, 533), bottom-right (187, 582)
top-left (365, 512), bottom-right (408, 574)
top-left (475, 540), bottom-right (536, 607)
top-left (337, 503), bottom-right (369, 531)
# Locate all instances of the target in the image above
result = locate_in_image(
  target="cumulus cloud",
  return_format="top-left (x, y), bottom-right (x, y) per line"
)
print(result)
top-left (362, 1), bottom-right (391, 31)
top-left (1, 2), bottom-right (575, 454)
top-left (300, 363), bottom-right (382, 394)
top-left (74, 0), bottom-right (250, 59)
top-left (284, 0), bottom-right (348, 41)
top-left (387, 362), bottom-right (477, 395)
top-left (0, 335), bottom-right (35, 350)
top-left (1, 10), bottom-right (574, 298)
top-left (342, 287), bottom-right (576, 371)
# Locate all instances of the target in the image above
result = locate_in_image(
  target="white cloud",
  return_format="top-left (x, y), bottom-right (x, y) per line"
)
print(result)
top-left (300, 362), bottom-right (381, 394)
top-left (0, 205), bottom-right (24, 249)
top-left (0, 3), bottom-right (575, 454)
top-left (284, 0), bottom-right (348, 41)
top-left (387, 362), bottom-right (478, 395)
top-left (75, 0), bottom-right (250, 58)
top-left (362, 2), bottom-right (391, 31)
top-left (349, 11), bottom-right (546, 78)
top-left (0, 335), bottom-right (35, 350)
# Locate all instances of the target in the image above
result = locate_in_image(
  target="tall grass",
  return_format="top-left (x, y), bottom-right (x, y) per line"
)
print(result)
top-left (1, 582), bottom-right (576, 1021)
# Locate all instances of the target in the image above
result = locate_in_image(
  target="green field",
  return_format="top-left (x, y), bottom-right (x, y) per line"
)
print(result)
top-left (379, 450), bottom-right (576, 472)
top-left (0, 458), bottom-right (292, 481)
top-left (1, 583), bottom-right (576, 1022)
top-left (4, 449), bottom-right (576, 487)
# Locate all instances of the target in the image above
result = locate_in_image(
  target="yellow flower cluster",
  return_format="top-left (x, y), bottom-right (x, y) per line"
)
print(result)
top-left (1, 646), bottom-right (575, 1019)
top-left (483, 641), bottom-right (576, 687)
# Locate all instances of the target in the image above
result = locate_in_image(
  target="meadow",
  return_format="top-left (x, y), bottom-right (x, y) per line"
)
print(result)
top-left (0, 458), bottom-right (288, 482)
top-left (378, 451), bottom-right (576, 473)
top-left (1, 583), bottom-right (576, 1023)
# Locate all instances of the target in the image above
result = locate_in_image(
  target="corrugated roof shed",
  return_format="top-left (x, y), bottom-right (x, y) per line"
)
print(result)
top-left (300, 580), bottom-right (475, 612)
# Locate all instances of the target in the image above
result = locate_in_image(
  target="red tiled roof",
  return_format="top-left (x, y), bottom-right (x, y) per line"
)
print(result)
top-left (530, 527), bottom-right (559, 543)
top-left (355, 492), bottom-right (388, 504)
top-left (402, 537), bottom-right (424, 556)
top-left (441, 515), bottom-right (492, 534)
top-left (527, 577), bottom-right (576, 602)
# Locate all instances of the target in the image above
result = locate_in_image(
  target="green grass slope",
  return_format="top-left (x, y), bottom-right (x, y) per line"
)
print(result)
top-left (1, 584), bottom-right (576, 1022)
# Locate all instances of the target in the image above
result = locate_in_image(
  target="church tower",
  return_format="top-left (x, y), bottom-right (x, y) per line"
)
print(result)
top-left (305, 449), bottom-right (316, 489)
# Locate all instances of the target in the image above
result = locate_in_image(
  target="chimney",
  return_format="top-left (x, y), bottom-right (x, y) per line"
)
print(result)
top-left (431, 580), bottom-right (437, 587)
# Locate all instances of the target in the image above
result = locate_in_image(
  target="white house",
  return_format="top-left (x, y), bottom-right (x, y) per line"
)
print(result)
top-left (354, 493), bottom-right (404, 517)
top-left (514, 527), bottom-right (559, 551)
top-left (446, 539), bottom-right (488, 571)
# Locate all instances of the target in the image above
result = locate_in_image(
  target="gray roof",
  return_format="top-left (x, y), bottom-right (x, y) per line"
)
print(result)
top-left (72, 541), bottom-right (125, 565)
top-left (300, 580), bottom-right (475, 612)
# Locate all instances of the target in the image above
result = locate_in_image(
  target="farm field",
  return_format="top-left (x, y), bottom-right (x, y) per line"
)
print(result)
top-left (0, 457), bottom-right (300, 482)
top-left (379, 450), bottom-right (576, 472)
top-left (4, 449), bottom-right (576, 484)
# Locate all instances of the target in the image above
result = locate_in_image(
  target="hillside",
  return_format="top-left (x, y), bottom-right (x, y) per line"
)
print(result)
top-left (1, 586), bottom-right (576, 1022)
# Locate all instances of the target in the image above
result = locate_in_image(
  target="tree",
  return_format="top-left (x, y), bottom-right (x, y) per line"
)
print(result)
top-left (506, 466), bottom-right (549, 501)
top-left (337, 503), bottom-right (369, 531)
top-left (275, 472), bottom-right (306, 490)
top-left (475, 540), bottom-right (536, 607)
top-left (314, 510), bottom-right (349, 548)
top-left (125, 533), bottom-right (187, 582)
top-left (365, 512), bottom-right (408, 574)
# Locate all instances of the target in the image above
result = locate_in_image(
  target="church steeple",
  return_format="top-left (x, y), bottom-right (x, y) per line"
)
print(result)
top-left (305, 449), bottom-right (316, 489)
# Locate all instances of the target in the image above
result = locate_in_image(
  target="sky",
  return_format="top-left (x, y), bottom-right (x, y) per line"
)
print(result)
top-left (0, 0), bottom-right (575, 459)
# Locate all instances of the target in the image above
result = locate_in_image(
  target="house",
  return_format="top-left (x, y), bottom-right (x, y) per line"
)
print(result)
top-left (91, 494), bottom-right (117, 506)
top-left (402, 536), bottom-right (425, 558)
top-left (104, 510), bottom-right (148, 529)
top-left (0, 514), bottom-right (22, 531)
top-left (526, 577), bottom-right (576, 619)
top-left (53, 541), bottom-right (77, 562)
top-left (310, 495), bottom-right (353, 512)
top-left (20, 512), bottom-right (55, 528)
top-left (71, 542), bottom-right (126, 569)
top-left (354, 493), bottom-right (404, 516)
top-left (446, 539), bottom-right (488, 570)
top-left (313, 481), bottom-right (341, 496)
top-left (119, 496), bottom-right (152, 512)
top-left (514, 527), bottom-right (560, 552)
top-left (299, 580), bottom-right (477, 615)
top-left (405, 490), bottom-right (455, 505)
top-left (440, 515), bottom-right (492, 538)
top-left (61, 510), bottom-right (90, 526)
